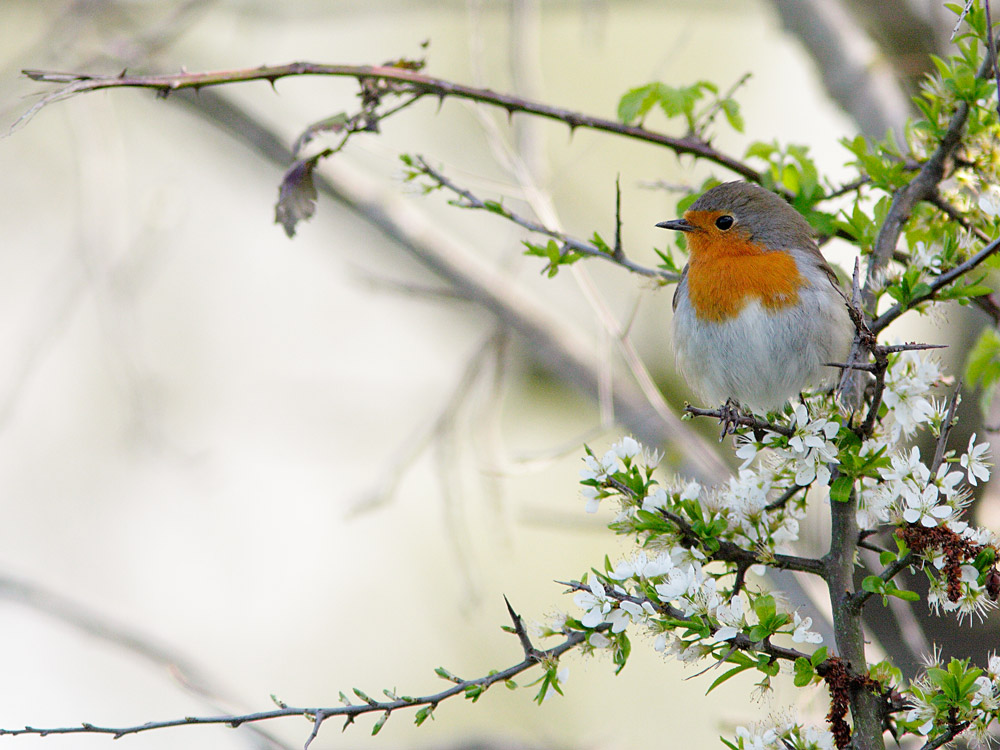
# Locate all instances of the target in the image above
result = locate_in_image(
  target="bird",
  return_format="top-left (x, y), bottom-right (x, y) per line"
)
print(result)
top-left (657, 181), bottom-right (854, 415)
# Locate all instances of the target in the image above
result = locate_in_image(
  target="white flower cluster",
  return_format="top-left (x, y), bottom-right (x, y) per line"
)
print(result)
top-left (737, 405), bottom-right (839, 486)
top-left (571, 548), bottom-right (822, 657)
top-left (882, 350), bottom-right (946, 442)
top-left (876, 446), bottom-right (968, 529)
top-left (733, 718), bottom-right (835, 750)
top-left (578, 436), bottom-right (660, 514)
top-left (925, 556), bottom-right (998, 623)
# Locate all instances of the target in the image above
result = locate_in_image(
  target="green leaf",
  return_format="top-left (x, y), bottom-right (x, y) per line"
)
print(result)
top-left (965, 327), bottom-right (1000, 414)
top-left (887, 587), bottom-right (920, 602)
top-left (793, 657), bottom-right (815, 687)
top-left (720, 99), bottom-right (744, 132)
top-left (482, 199), bottom-right (507, 216)
top-left (708, 662), bottom-right (754, 693)
top-left (353, 687), bottom-right (375, 704)
top-left (862, 575), bottom-right (885, 594)
top-left (830, 475), bottom-right (853, 503)
top-left (753, 594), bottom-right (777, 622)
top-left (811, 647), bottom-right (828, 666)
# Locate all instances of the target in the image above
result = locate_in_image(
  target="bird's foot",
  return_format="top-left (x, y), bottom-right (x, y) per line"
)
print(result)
top-left (718, 398), bottom-right (743, 441)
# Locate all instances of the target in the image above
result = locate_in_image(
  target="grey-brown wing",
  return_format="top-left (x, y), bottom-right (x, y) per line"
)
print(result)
top-left (672, 265), bottom-right (689, 312)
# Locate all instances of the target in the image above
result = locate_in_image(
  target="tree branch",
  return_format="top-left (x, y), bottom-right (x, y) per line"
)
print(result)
top-left (17, 63), bottom-right (763, 182)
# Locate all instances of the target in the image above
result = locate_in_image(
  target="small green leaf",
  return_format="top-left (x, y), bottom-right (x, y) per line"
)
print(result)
top-left (707, 662), bottom-right (754, 693)
top-left (371, 711), bottom-right (390, 736)
top-left (862, 575), bottom-right (885, 594)
top-left (793, 657), bottom-right (814, 687)
top-left (887, 587), bottom-right (920, 602)
top-left (830, 475), bottom-right (853, 503)
top-left (720, 99), bottom-right (744, 132)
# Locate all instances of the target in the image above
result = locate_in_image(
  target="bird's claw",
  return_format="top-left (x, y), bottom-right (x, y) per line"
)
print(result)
top-left (718, 398), bottom-right (743, 441)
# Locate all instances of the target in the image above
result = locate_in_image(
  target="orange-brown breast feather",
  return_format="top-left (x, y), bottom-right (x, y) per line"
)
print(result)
top-left (684, 225), bottom-right (807, 323)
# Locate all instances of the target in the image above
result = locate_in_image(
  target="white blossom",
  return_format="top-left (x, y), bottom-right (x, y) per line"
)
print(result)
top-left (961, 433), bottom-right (992, 486)
top-left (910, 240), bottom-right (943, 272)
top-left (979, 184), bottom-right (1000, 216)
top-left (574, 580), bottom-right (612, 627)
top-left (883, 351), bottom-right (942, 441)
top-left (613, 436), bottom-right (640, 460)
top-left (901, 484), bottom-right (953, 528)
top-left (791, 612), bottom-right (823, 644)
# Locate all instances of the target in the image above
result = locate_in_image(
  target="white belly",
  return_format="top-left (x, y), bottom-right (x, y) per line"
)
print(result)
top-left (671, 284), bottom-right (852, 413)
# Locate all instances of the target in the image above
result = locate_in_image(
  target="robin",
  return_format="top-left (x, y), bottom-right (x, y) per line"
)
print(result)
top-left (657, 181), bottom-right (854, 414)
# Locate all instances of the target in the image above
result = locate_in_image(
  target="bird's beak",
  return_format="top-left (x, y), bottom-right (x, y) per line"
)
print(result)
top-left (656, 218), bottom-right (694, 232)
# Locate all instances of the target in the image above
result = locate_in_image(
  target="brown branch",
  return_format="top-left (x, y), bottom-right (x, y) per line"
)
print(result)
top-left (17, 63), bottom-right (763, 182)
top-left (930, 383), bottom-right (963, 476)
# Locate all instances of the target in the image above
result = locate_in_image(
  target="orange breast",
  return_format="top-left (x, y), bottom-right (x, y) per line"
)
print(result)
top-left (685, 233), bottom-right (806, 323)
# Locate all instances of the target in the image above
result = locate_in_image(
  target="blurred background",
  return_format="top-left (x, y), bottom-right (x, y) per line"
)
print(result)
top-left (0, 2), bottom-right (994, 749)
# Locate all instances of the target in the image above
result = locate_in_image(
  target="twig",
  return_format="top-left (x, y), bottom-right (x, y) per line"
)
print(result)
top-left (848, 552), bottom-right (915, 612)
top-left (918, 722), bottom-right (969, 750)
top-left (765, 484), bottom-right (806, 512)
top-left (558, 580), bottom-right (811, 663)
top-left (684, 404), bottom-right (795, 438)
top-left (504, 596), bottom-right (541, 661)
top-left (650, 505), bottom-right (826, 577)
top-left (930, 383), bottom-right (963, 476)
top-left (411, 156), bottom-right (675, 280)
top-left (16, 64), bottom-right (764, 182)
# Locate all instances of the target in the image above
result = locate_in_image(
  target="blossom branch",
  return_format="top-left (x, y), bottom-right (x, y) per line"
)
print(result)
top-left (410, 156), bottom-right (676, 280)
top-left (654, 507), bottom-right (826, 577)
top-left (864, 41), bottom-right (997, 304)
top-left (871, 233), bottom-right (1000, 333)
top-left (917, 722), bottom-right (969, 750)
top-left (930, 384), bottom-right (963, 476)
top-left (18, 64), bottom-right (763, 182)
top-left (559, 580), bottom-right (812, 664)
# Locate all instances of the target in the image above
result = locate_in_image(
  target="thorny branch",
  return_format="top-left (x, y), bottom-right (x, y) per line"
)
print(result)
top-left (0, 599), bottom-right (583, 747)
top-left (17, 62), bottom-right (763, 182)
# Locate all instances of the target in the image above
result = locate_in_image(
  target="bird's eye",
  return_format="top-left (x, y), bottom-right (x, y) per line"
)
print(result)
top-left (715, 215), bottom-right (735, 231)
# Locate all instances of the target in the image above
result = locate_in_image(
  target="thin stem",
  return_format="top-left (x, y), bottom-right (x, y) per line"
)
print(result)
top-left (412, 156), bottom-right (675, 280)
